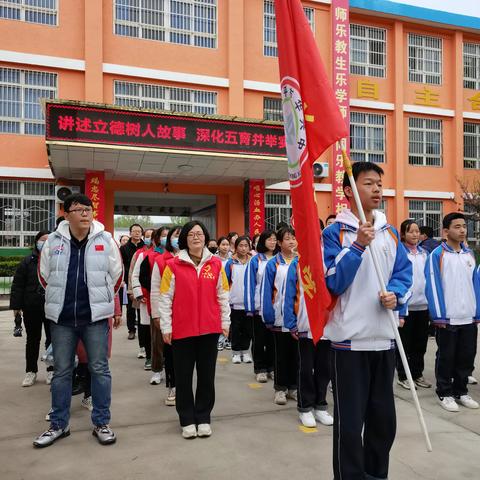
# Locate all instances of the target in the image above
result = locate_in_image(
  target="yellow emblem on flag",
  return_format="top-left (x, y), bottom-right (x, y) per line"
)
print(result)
top-left (301, 265), bottom-right (317, 300)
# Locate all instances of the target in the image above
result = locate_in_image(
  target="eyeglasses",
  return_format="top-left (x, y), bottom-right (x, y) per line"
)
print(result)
top-left (67, 207), bottom-right (93, 215)
top-left (187, 232), bottom-right (205, 239)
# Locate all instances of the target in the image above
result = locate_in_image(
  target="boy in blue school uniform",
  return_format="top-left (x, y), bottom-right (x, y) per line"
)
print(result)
top-left (425, 212), bottom-right (480, 412)
top-left (322, 162), bottom-right (412, 480)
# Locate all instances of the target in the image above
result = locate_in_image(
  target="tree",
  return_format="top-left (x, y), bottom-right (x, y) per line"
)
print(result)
top-left (458, 176), bottom-right (480, 254)
top-left (114, 215), bottom-right (154, 228)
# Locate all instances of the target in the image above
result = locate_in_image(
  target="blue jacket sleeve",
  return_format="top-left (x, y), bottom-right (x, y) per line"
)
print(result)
top-left (322, 223), bottom-right (365, 296)
top-left (244, 255), bottom-right (258, 314)
top-left (283, 260), bottom-right (299, 332)
top-left (224, 259), bottom-right (233, 285)
top-left (474, 265), bottom-right (480, 322)
top-left (385, 229), bottom-right (413, 313)
top-left (424, 247), bottom-right (447, 323)
top-left (261, 259), bottom-right (276, 326)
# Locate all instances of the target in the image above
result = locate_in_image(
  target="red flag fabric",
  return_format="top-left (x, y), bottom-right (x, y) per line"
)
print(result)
top-left (275, 0), bottom-right (348, 342)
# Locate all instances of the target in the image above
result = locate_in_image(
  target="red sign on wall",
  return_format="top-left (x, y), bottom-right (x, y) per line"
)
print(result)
top-left (248, 180), bottom-right (265, 236)
top-left (85, 171), bottom-right (105, 224)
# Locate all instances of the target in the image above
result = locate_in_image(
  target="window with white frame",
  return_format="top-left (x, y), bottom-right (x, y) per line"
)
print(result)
top-left (0, 180), bottom-right (56, 248)
top-left (408, 199), bottom-right (443, 238)
top-left (114, 0), bottom-right (217, 48)
top-left (464, 122), bottom-right (480, 169)
top-left (0, 67), bottom-right (57, 135)
top-left (464, 43), bottom-right (480, 90)
top-left (408, 117), bottom-right (442, 167)
top-left (263, 0), bottom-right (314, 57)
top-left (350, 24), bottom-right (386, 78)
top-left (0, 0), bottom-right (57, 25)
top-left (114, 80), bottom-right (217, 115)
top-left (465, 203), bottom-right (480, 247)
top-left (408, 33), bottom-right (442, 85)
top-left (263, 97), bottom-right (283, 122)
top-left (378, 199), bottom-right (387, 216)
top-left (350, 111), bottom-right (386, 163)
top-left (265, 192), bottom-right (292, 231)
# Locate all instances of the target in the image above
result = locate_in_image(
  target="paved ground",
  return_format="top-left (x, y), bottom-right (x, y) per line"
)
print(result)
top-left (0, 309), bottom-right (479, 480)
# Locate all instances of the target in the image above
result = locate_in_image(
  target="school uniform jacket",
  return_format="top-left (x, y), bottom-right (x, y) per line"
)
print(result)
top-left (424, 242), bottom-right (480, 325)
top-left (225, 257), bottom-right (249, 310)
top-left (322, 209), bottom-right (412, 351)
top-left (403, 243), bottom-right (428, 312)
top-left (150, 250), bottom-right (174, 320)
top-left (244, 253), bottom-right (271, 314)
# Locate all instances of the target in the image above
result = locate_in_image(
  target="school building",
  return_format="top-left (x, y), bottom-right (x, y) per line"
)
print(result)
top-left (0, 0), bottom-right (479, 253)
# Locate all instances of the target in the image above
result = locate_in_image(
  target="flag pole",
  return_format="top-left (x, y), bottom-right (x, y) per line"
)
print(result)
top-left (341, 146), bottom-right (433, 453)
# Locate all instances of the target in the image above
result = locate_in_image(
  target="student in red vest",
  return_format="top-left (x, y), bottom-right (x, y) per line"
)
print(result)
top-left (158, 221), bottom-right (230, 439)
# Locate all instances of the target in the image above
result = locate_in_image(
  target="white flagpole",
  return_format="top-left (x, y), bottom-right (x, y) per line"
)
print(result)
top-left (341, 148), bottom-right (433, 453)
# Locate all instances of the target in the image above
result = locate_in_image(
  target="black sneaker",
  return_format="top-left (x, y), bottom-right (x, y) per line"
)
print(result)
top-left (13, 326), bottom-right (23, 337)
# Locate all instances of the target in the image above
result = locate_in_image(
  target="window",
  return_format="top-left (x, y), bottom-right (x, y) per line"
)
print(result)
top-left (408, 200), bottom-right (442, 238)
top-left (114, 0), bottom-right (217, 48)
top-left (464, 43), bottom-right (480, 90)
top-left (350, 24), bottom-right (386, 78)
top-left (350, 112), bottom-right (386, 163)
top-left (408, 34), bottom-right (442, 85)
top-left (114, 81), bottom-right (217, 115)
top-left (0, 67), bottom-right (57, 135)
top-left (465, 203), bottom-right (480, 247)
top-left (0, 0), bottom-right (57, 25)
top-left (464, 122), bottom-right (480, 169)
top-left (378, 199), bottom-right (387, 215)
top-left (408, 117), bottom-right (442, 167)
top-left (0, 180), bottom-right (56, 247)
top-left (263, 0), bottom-right (314, 57)
top-left (265, 193), bottom-right (292, 231)
top-left (263, 97), bottom-right (282, 122)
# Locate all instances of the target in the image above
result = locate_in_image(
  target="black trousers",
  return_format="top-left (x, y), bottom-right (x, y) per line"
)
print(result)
top-left (230, 309), bottom-right (252, 353)
top-left (126, 298), bottom-right (137, 333)
top-left (273, 331), bottom-right (298, 391)
top-left (252, 314), bottom-right (274, 374)
top-left (297, 338), bottom-right (330, 412)
top-left (138, 323), bottom-right (151, 358)
top-left (435, 323), bottom-right (478, 398)
top-left (331, 349), bottom-right (396, 480)
top-left (23, 309), bottom-right (51, 373)
top-left (172, 333), bottom-right (219, 426)
top-left (164, 343), bottom-right (175, 388)
top-left (396, 309), bottom-right (430, 381)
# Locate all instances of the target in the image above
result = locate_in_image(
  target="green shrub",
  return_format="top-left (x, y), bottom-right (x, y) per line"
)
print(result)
top-left (0, 256), bottom-right (25, 277)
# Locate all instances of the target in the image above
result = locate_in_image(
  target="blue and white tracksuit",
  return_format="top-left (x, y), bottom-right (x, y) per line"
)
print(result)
top-left (425, 242), bottom-right (479, 399)
top-left (244, 253), bottom-right (270, 315)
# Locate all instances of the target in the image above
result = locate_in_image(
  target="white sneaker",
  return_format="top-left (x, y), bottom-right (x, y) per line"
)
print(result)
top-left (232, 354), bottom-right (242, 364)
top-left (45, 371), bottom-right (54, 385)
top-left (22, 372), bottom-right (37, 387)
top-left (197, 423), bottom-right (212, 437)
top-left (242, 353), bottom-right (253, 363)
top-left (165, 387), bottom-right (176, 406)
top-left (256, 372), bottom-right (268, 383)
top-left (287, 389), bottom-right (298, 401)
top-left (468, 375), bottom-right (478, 385)
top-left (81, 396), bottom-right (93, 411)
top-left (150, 372), bottom-right (163, 385)
top-left (182, 424), bottom-right (197, 439)
top-left (299, 411), bottom-right (316, 428)
top-left (457, 395), bottom-right (479, 409)
top-left (438, 396), bottom-right (459, 412)
top-left (137, 347), bottom-right (146, 359)
top-left (314, 409), bottom-right (334, 426)
top-left (274, 390), bottom-right (287, 405)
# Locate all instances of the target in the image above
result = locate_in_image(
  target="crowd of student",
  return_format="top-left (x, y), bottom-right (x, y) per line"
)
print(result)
top-left (8, 161), bottom-right (480, 480)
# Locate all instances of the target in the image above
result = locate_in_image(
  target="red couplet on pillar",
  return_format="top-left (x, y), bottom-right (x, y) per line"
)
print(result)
top-left (85, 171), bottom-right (105, 224)
top-left (249, 179), bottom-right (265, 236)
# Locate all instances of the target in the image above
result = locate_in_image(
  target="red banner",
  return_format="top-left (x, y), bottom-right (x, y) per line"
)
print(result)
top-left (331, 0), bottom-right (350, 214)
top-left (248, 180), bottom-right (265, 236)
top-left (85, 171), bottom-right (105, 224)
top-left (275, 0), bottom-right (348, 342)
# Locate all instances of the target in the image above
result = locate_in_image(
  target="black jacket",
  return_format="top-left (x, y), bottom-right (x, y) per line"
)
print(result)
top-left (120, 239), bottom-right (144, 283)
top-left (9, 250), bottom-right (45, 311)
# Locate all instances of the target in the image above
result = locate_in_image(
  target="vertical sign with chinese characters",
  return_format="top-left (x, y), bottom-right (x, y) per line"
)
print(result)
top-left (85, 171), bottom-right (105, 224)
top-left (331, 0), bottom-right (350, 215)
top-left (248, 180), bottom-right (265, 236)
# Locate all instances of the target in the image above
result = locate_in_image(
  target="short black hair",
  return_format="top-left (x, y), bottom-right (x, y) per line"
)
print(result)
top-left (326, 214), bottom-right (336, 223)
top-left (276, 221), bottom-right (289, 231)
top-left (234, 235), bottom-right (251, 250)
top-left (419, 226), bottom-right (434, 238)
top-left (166, 225), bottom-right (182, 252)
top-left (144, 228), bottom-right (155, 236)
top-left (64, 193), bottom-right (92, 213)
top-left (443, 212), bottom-right (466, 230)
top-left (129, 223), bottom-right (144, 234)
top-left (256, 229), bottom-right (277, 254)
top-left (217, 236), bottom-right (229, 245)
top-left (400, 219), bottom-right (418, 242)
top-left (207, 239), bottom-right (218, 247)
top-left (343, 161), bottom-right (384, 192)
top-left (277, 226), bottom-right (295, 242)
top-left (178, 221), bottom-right (210, 251)
top-left (55, 216), bottom-right (65, 228)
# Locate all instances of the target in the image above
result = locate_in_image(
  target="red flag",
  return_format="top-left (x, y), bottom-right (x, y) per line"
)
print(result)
top-left (275, 0), bottom-right (348, 342)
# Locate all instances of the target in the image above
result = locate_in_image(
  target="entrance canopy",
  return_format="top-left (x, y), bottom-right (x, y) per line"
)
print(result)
top-left (45, 100), bottom-right (288, 186)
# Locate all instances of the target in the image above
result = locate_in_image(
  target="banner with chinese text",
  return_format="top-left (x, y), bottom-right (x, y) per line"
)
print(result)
top-left (248, 180), bottom-right (265, 236)
top-left (85, 171), bottom-right (105, 224)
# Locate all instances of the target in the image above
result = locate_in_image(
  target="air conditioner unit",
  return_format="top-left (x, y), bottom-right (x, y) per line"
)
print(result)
top-left (55, 185), bottom-right (81, 203)
top-left (313, 162), bottom-right (329, 179)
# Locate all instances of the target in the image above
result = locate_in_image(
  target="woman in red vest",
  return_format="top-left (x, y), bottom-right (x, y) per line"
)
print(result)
top-left (158, 221), bottom-right (230, 439)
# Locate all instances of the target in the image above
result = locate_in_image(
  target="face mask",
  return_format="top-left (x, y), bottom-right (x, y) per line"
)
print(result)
top-left (208, 247), bottom-right (217, 254)
top-left (144, 238), bottom-right (152, 246)
top-left (160, 237), bottom-right (167, 247)
top-left (171, 238), bottom-right (179, 250)
top-left (36, 241), bottom-right (45, 252)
